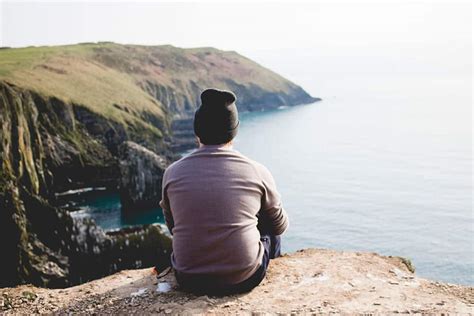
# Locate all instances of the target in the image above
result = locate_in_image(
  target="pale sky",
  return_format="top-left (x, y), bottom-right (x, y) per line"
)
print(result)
top-left (0, 1), bottom-right (472, 94)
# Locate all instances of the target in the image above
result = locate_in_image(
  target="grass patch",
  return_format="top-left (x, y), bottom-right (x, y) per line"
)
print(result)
top-left (0, 43), bottom-right (166, 139)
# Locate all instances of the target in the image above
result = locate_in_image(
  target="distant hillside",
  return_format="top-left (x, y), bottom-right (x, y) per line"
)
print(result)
top-left (0, 42), bottom-right (319, 288)
top-left (0, 42), bottom-right (317, 126)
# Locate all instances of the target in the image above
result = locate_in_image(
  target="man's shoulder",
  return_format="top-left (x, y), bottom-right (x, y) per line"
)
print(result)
top-left (163, 148), bottom-right (271, 178)
top-left (163, 149), bottom-right (204, 177)
top-left (163, 154), bottom-right (189, 178)
top-left (232, 150), bottom-right (271, 177)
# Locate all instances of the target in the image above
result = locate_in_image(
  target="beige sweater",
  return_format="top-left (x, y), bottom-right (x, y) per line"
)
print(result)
top-left (159, 144), bottom-right (289, 284)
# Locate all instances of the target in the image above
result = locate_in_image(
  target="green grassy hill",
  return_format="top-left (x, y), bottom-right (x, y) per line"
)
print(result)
top-left (0, 42), bottom-right (317, 132)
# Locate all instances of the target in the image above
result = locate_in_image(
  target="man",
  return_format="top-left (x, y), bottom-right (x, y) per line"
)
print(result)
top-left (159, 88), bottom-right (289, 295)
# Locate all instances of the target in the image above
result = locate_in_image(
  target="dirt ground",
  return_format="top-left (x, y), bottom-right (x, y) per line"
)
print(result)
top-left (1, 248), bottom-right (473, 315)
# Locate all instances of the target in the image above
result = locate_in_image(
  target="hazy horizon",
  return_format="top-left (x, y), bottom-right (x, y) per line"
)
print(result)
top-left (1, 2), bottom-right (471, 94)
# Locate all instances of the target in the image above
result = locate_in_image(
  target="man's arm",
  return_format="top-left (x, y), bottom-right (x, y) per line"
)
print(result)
top-left (159, 169), bottom-right (174, 235)
top-left (258, 165), bottom-right (289, 236)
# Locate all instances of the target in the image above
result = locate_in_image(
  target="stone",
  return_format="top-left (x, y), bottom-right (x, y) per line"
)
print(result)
top-left (118, 141), bottom-right (168, 211)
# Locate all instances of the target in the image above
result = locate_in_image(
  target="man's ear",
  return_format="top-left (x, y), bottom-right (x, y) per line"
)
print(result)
top-left (195, 136), bottom-right (201, 147)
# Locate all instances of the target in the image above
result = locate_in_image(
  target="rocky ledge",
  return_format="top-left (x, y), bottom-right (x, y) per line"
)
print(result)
top-left (1, 249), bottom-right (472, 314)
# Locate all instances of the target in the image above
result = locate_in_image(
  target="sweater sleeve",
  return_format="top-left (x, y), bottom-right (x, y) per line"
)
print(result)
top-left (159, 168), bottom-right (174, 235)
top-left (258, 164), bottom-right (289, 236)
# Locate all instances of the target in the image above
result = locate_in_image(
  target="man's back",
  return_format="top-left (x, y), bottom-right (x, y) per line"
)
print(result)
top-left (160, 144), bottom-right (288, 285)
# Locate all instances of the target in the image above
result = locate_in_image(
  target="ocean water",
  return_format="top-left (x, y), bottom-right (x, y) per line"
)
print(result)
top-left (233, 75), bottom-right (473, 286)
top-left (73, 75), bottom-right (472, 286)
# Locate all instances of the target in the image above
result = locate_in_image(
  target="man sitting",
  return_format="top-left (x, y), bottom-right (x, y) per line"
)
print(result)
top-left (160, 88), bottom-right (289, 295)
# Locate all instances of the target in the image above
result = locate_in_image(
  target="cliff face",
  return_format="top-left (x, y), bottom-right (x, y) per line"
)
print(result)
top-left (0, 42), bottom-right (319, 288)
top-left (0, 82), bottom-right (172, 288)
top-left (1, 249), bottom-right (472, 314)
top-left (118, 141), bottom-right (168, 211)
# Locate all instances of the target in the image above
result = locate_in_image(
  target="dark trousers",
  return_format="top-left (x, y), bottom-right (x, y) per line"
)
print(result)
top-left (174, 231), bottom-right (281, 296)
top-left (232, 233), bottom-right (281, 291)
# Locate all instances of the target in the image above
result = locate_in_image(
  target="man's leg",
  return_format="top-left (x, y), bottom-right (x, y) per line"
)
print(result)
top-left (269, 235), bottom-right (281, 259)
top-left (257, 211), bottom-right (282, 259)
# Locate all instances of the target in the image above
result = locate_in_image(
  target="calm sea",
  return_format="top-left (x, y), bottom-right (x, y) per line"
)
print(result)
top-left (71, 75), bottom-right (472, 286)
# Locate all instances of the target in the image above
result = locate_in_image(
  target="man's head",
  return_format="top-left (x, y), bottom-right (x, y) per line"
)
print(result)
top-left (194, 88), bottom-right (239, 145)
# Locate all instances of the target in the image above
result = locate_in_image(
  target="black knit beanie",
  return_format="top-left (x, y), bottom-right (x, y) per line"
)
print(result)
top-left (194, 88), bottom-right (239, 145)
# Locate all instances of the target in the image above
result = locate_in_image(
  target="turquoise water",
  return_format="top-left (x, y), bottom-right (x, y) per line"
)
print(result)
top-left (74, 76), bottom-right (472, 286)
top-left (70, 192), bottom-right (164, 230)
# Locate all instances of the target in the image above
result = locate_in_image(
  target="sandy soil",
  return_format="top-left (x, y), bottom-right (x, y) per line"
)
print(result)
top-left (1, 248), bottom-right (473, 314)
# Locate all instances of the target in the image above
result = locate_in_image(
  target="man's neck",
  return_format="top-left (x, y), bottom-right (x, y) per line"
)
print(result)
top-left (199, 142), bottom-right (233, 149)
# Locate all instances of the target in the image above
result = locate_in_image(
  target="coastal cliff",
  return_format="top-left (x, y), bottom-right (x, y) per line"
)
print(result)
top-left (1, 249), bottom-right (472, 314)
top-left (0, 42), bottom-right (319, 288)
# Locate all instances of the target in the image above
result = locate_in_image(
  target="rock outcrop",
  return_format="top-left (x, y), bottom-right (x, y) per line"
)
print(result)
top-left (2, 185), bottom-right (172, 289)
top-left (170, 118), bottom-right (197, 152)
top-left (119, 141), bottom-right (168, 211)
top-left (1, 249), bottom-right (472, 314)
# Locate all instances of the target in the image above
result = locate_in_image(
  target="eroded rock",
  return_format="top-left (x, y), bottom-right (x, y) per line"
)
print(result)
top-left (118, 141), bottom-right (168, 211)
